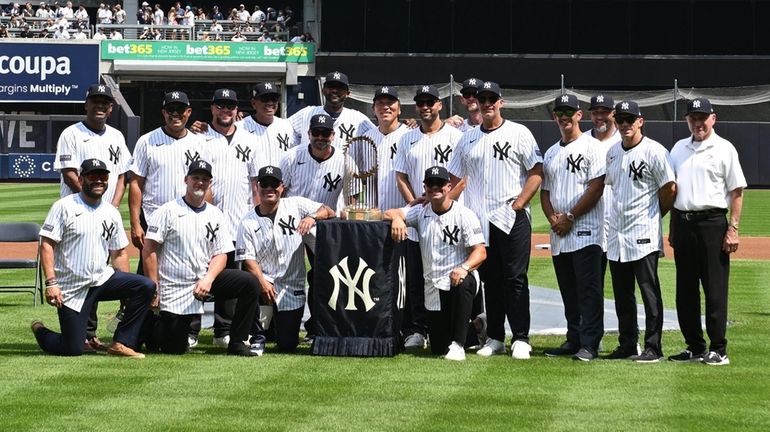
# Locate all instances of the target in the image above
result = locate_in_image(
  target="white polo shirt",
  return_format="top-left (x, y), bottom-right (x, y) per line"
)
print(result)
top-left (605, 136), bottom-right (676, 262)
top-left (670, 131), bottom-right (747, 211)
top-left (39, 194), bottom-right (128, 313)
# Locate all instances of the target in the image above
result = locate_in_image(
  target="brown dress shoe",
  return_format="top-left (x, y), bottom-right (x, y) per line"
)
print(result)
top-left (107, 342), bottom-right (145, 359)
top-left (87, 336), bottom-right (109, 352)
top-left (30, 320), bottom-right (46, 334)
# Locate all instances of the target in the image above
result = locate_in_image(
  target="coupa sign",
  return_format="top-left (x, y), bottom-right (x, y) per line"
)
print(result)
top-left (0, 42), bottom-right (98, 103)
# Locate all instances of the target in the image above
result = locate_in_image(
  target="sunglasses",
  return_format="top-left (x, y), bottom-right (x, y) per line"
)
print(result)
top-left (425, 179), bottom-right (448, 188)
top-left (164, 105), bottom-right (188, 115)
top-left (258, 95), bottom-right (280, 103)
top-left (84, 173), bottom-right (108, 182)
top-left (554, 109), bottom-right (577, 118)
top-left (477, 95), bottom-right (500, 104)
top-left (615, 115), bottom-right (637, 125)
top-left (415, 99), bottom-right (438, 108)
top-left (258, 179), bottom-right (281, 189)
top-left (213, 102), bottom-right (237, 110)
top-left (461, 91), bottom-right (477, 99)
top-left (310, 129), bottom-right (333, 138)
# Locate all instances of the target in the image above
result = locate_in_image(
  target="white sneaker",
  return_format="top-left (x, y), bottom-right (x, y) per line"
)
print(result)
top-left (213, 335), bottom-right (230, 348)
top-left (445, 342), bottom-right (466, 361)
top-left (511, 340), bottom-right (532, 360)
top-left (477, 338), bottom-right (505, 357)
top-left (187, 336), bottom-right (198, 349)
top-left (403, 333), bottom-right (427, 350)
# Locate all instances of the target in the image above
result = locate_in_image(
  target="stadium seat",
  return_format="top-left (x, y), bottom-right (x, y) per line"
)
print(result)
top-left (0, 223), bottom-right (43, 306)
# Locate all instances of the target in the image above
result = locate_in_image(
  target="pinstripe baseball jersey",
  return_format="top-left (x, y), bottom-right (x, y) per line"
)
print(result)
top-left (584, 128), bottom-right (621, 251)
top-left (542, 133), bottom-right (606, 255)
top-left (288, 106), bottom-right (375, 148)
top-left (361, 123), bottom-right (411, 211)
top-left (238, 115), bottom-right (297, 168)
top-left (605, 137), bottom-right (676, 262)
top-left (200, 125), bottom-right (259, 240)
top-left (280, 145), bottom-right (359, 212)
top-left (236, 197), bottom-right (322, 311)
top-left (39, 193), bottom-right (128, 313)
top-left (447, 120), bottom-right (543, 242)
top-left (54, 122), bottom-right (132, 204)
top-left (403, 201), bottom-right (485, 311)
top-left (130, 128), bottom-right (204, 218)
top-left (145, 198), bottom-right (234, 315)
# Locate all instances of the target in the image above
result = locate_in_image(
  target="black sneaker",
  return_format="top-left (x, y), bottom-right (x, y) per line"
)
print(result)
top-left (603, 344), bottom-right (641, 360)
top-left (227, 342), bottom-right (260, 357)
top-left (702, 351), bottom-right (730, 366)
top-left (544, 341), bottom-right (579, 357)
top-left (630, 347), bottom-right (663, 363)
top-left (668, 349), bottom-right (705, 362)
top-left (573, 347), bottom-right (596, 362)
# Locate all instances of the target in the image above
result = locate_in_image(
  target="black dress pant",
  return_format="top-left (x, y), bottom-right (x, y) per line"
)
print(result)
top-left (672, 210), bottom-right (730, 355)
top-left (274, 305), bottom-right (305, 353)
top-left (552, 244), bottom-right (604, 352)
top-left (427, 274), bottom-right (477, 355)
top-left (401, 239), bottom-right (428, 337)
top-left (609, 252), bottom-right (664, 355)
top-left (189, 249), bottom-right (238, 339)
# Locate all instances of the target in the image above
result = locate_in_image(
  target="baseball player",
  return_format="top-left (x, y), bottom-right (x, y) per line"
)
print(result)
top-left (288, 71), bottom-right (375, 149)
top-left (669, 98), bottom-right (746, 366)
top-left (236, 166), bottom-right (335, 352)
top-left (140, 160), bottom-right (260, 356)
top-left (447, 81), bottom-right (543, 360)
top-left (394, 84), bottom-right (464, 350)
top-left (53, 83), bottom-right (133, 351)
top-left (386, 166), bottom-right (486, 361)
top-left (604, 100), bottom-right (676, 362)
top-left (239, 82), bottom-right (298, 169)
top-left (445, 77), bottom-right (483, 132)
top-left (31, 158), bottom-right (154, 358)
top-left (541, 94), bottom-right (606, 362)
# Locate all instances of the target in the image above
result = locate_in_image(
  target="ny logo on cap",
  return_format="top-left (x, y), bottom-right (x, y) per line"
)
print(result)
top-left (483, 82), bottom-right (491, 89)
top-left (692, 100), bottom-right (701, 108)
top-left (92, 160), bottom-right (100, 166)
top-left (172, 92), bottom-right (180, 99)
top-left (561, 95), bottom-right (569, 103)
top-left (596, 95), bottom-right (604, 103)
top-left (333, 72), bottom-right (341, 79)
top-left (221, 90), bottom-right (230, 97)
top-left (422, 86), bottom-right (430, 93)
top-left (265, 83), bottom-right (272, 89)
top-left (381, 86), bottom-right (388, 93)
top-left (265, 167), bottom-right (274, 174)
top-left (98, 85), bottom-right (106, 92)
top-left (431, 167), bottom-right (439, 175)
top-left (468, 79), bottom-right (476, 85)
top-left (199, 161), bottom-right (208, 169)
top-left (621, 102), bottom-right (629, 110)
top-left (318, 116), bottom-right (326, 124)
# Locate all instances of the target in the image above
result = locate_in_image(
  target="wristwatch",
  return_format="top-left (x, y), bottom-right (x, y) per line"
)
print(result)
top-left (460, 264), bottom-right (471, 272)
top-left (566, 212), bottom-right (575, 222)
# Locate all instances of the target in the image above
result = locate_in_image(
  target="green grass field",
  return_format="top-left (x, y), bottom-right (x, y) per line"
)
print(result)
top-left (1, 183), bottom-right (769, 431)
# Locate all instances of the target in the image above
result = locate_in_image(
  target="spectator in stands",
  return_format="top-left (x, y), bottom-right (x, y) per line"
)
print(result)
top-left (61, 1), bottom-right (73, 18)
top-left (19, 24), bottom-right (33, 37)
top-left (92, 27), bottom-right (106, 40)
top-left (8, 3), bottom-right (21, 17)
top-left (211, 4), bottom-right (223, 20)
top-left (22, 2), bottom-right (34, 17)
top-left (53, 24), bottom-right (69, 39)
top-left (36, 2), bottom-right (49, 18)
top-left (182, 5), bottom-right (194, 27)
top-left (74, 4), bottom-right (87, 21)
top-left (110, 29), bottom-right (122, 39)
top-left (139, 26), bottom-right (152, 40)
top-left (210, 18), bottom-right (222, 34)
top-left (227, 7), bottom-right (238, 21)
top-left (0, 24), bottom-right (9, 38)
top-left (72, 25), bottom-right (86, 39)
top-left (283, 6), bottom-right (293, 27)
top-left (44, 17), bottom-right (56, 31)
top-left (38, 27), bottom-right (50, 37)
top-left (237, 4), bottom-right (249, 21)
top-left (8, 15), bottom-right (20, 28)
top-left (136, 1), bottom-right (148, 24)
top-left (199, 30), bottom-right (210, 41)
top-left (113, 4), bottom-right (126, 24)
top-left (272, 10), bottom-right (285, 32)
top-left (97, 3), bottom-right (112, 24)
top-left (56, 14), bottom-right (69, 29)
top-left (242, 22), bottom-right (253, 33)
top-left (265, 7), bottom-right (276, 21)
top-left (196, 7), bottom-right (207, 21)
top-left (152, 28), bottom-right (162, 40)
top-left (257, 31), bottom-right (270, 42)
top-left (251, 5), bottom-right (264, 23)
top-left (152, 4), bottom-right (163, 25)
top-left (75, 17), bottom-right (87, 29)
top-left (231, 29), bottom-right (246, 42)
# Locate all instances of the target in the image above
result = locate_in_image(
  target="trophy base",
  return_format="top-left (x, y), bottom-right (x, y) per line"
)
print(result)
top-left (343, 207), bottom-right (382, 221)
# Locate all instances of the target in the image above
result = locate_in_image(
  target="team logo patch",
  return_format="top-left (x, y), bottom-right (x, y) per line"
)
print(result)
top-left (636, 238), bottom-right (651, 244)
top-left (236, 248), bottom-right (246, 255)
top-left (42, 224), bottom-right (53, 232)
top-left (59, 155), bottom-right (72, 162)
top-left (147, 225), bottom-right (158, 233)
top-left (576, 230), bottom-right (591, 236)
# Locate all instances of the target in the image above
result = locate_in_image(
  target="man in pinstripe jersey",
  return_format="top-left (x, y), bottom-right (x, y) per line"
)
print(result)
top-left (141, 160), bottom-right (261, 356)
top-left (604, 100), bottom-right (676, 362)
top-left (541, 94), bottom-right (605, 361)
top-left (445, 77), bottom-right (483, 133)
top-left (239, 82), bottom-right (298, 169)
top-left (394, 84), bottom-right (464, 350)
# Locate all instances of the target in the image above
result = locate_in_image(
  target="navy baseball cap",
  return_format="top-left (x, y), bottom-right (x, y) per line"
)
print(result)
top-left (414, 85), bottom-right (440, 101)
top-left (477, 81), bottom-right (502, 97)
top-left (163, 91), bottom-right (190, 107)
top-left (257, 165), bottom-right (282, 182)
top-left (252, 82), bottom-right (280, 97)
top-left (86, 84), bottom-right (113, 101)
top-left (553, 94), bottom-right (579, 111)
top-left (187, 160), bottom-right (213, 177)
top-left (374, 86), bottom-right (399, 101)
top-left (614, 100), bottom-right (642, 117)
top-left (211, 88), bottom-right (238, 103)
top-left (589, 94), bottom-right (614, 111)
top-left (309, 113), bottom-right (334, 131)
top-left (424, 166), bottom-right (450, 182)
top-left (324, 71), bottom-right (349, 88)
top-left (461, 78), bottom-right (482, 93)
top-left (80, 158), bottom-right (110, 174)
top-left (686, 98), bottom-right (714, 116)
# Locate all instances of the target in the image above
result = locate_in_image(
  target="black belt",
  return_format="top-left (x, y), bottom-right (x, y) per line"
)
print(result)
top-left (676, 208), bottom-right (727, 222)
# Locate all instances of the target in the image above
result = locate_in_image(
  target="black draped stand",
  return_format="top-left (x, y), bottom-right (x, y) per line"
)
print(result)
top-left (311, 220), bottom-right (405, 356)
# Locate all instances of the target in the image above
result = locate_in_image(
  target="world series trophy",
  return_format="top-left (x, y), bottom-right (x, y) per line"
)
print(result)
top-left (342, 135), bottom-right (382, 221)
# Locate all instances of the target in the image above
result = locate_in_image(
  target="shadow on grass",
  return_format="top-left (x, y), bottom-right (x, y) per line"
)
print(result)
top-left (0, 342), bottom-right (54, 356)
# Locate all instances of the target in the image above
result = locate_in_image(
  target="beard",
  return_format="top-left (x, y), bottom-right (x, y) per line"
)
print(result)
top-left (594, 123), bottom-right (608, 133)
top-left (192, 189), bottom-right (205, 198)
top-left (82, 181), bottom-right (105, 200)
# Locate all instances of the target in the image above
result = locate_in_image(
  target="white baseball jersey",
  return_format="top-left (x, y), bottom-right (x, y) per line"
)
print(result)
top-left (455, 119), bottom-right (479, 133)
top-left (670, 131), bottom-right (747, 212)
top-left (361, 123), bottom-right (411, 211)
top-left (200, 125), bottom-right (259, 240)
top-left (146, 198), bottom-right (234, 315)
top-left (447, 120), bottom-right (543, 242)
top-left (238, 115), bottom-right (297, 169)
top-left (289, 106), bottom-right (375, 149)
top-left (403, 201), bottom-right (485, 311)
top-left (542, 133), bottom-right (605, 255)
top-left (236, 197), bottom-right (321, 311)
top-left (39, 194), bottom-right (128, 313)
top-left (130, 128), bottom-right (204, 218)
top-left (584, 128), bottom-right (621, 251)
top-left (54, 121), bottom-right (132, 204)
top-left (605, 136), bottom-right (676, 262)
top-left (280, 145), bottom-right (360, 212)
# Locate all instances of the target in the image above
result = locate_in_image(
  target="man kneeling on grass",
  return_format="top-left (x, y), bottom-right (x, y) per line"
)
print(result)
top-left (385, 166), bottom-right (486, 361)
top-left (32, 159), bottom-right (155, 358)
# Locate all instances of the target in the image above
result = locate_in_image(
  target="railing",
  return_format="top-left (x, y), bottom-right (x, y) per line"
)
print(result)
top-left (95, 23), bottom-right (289, 41)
